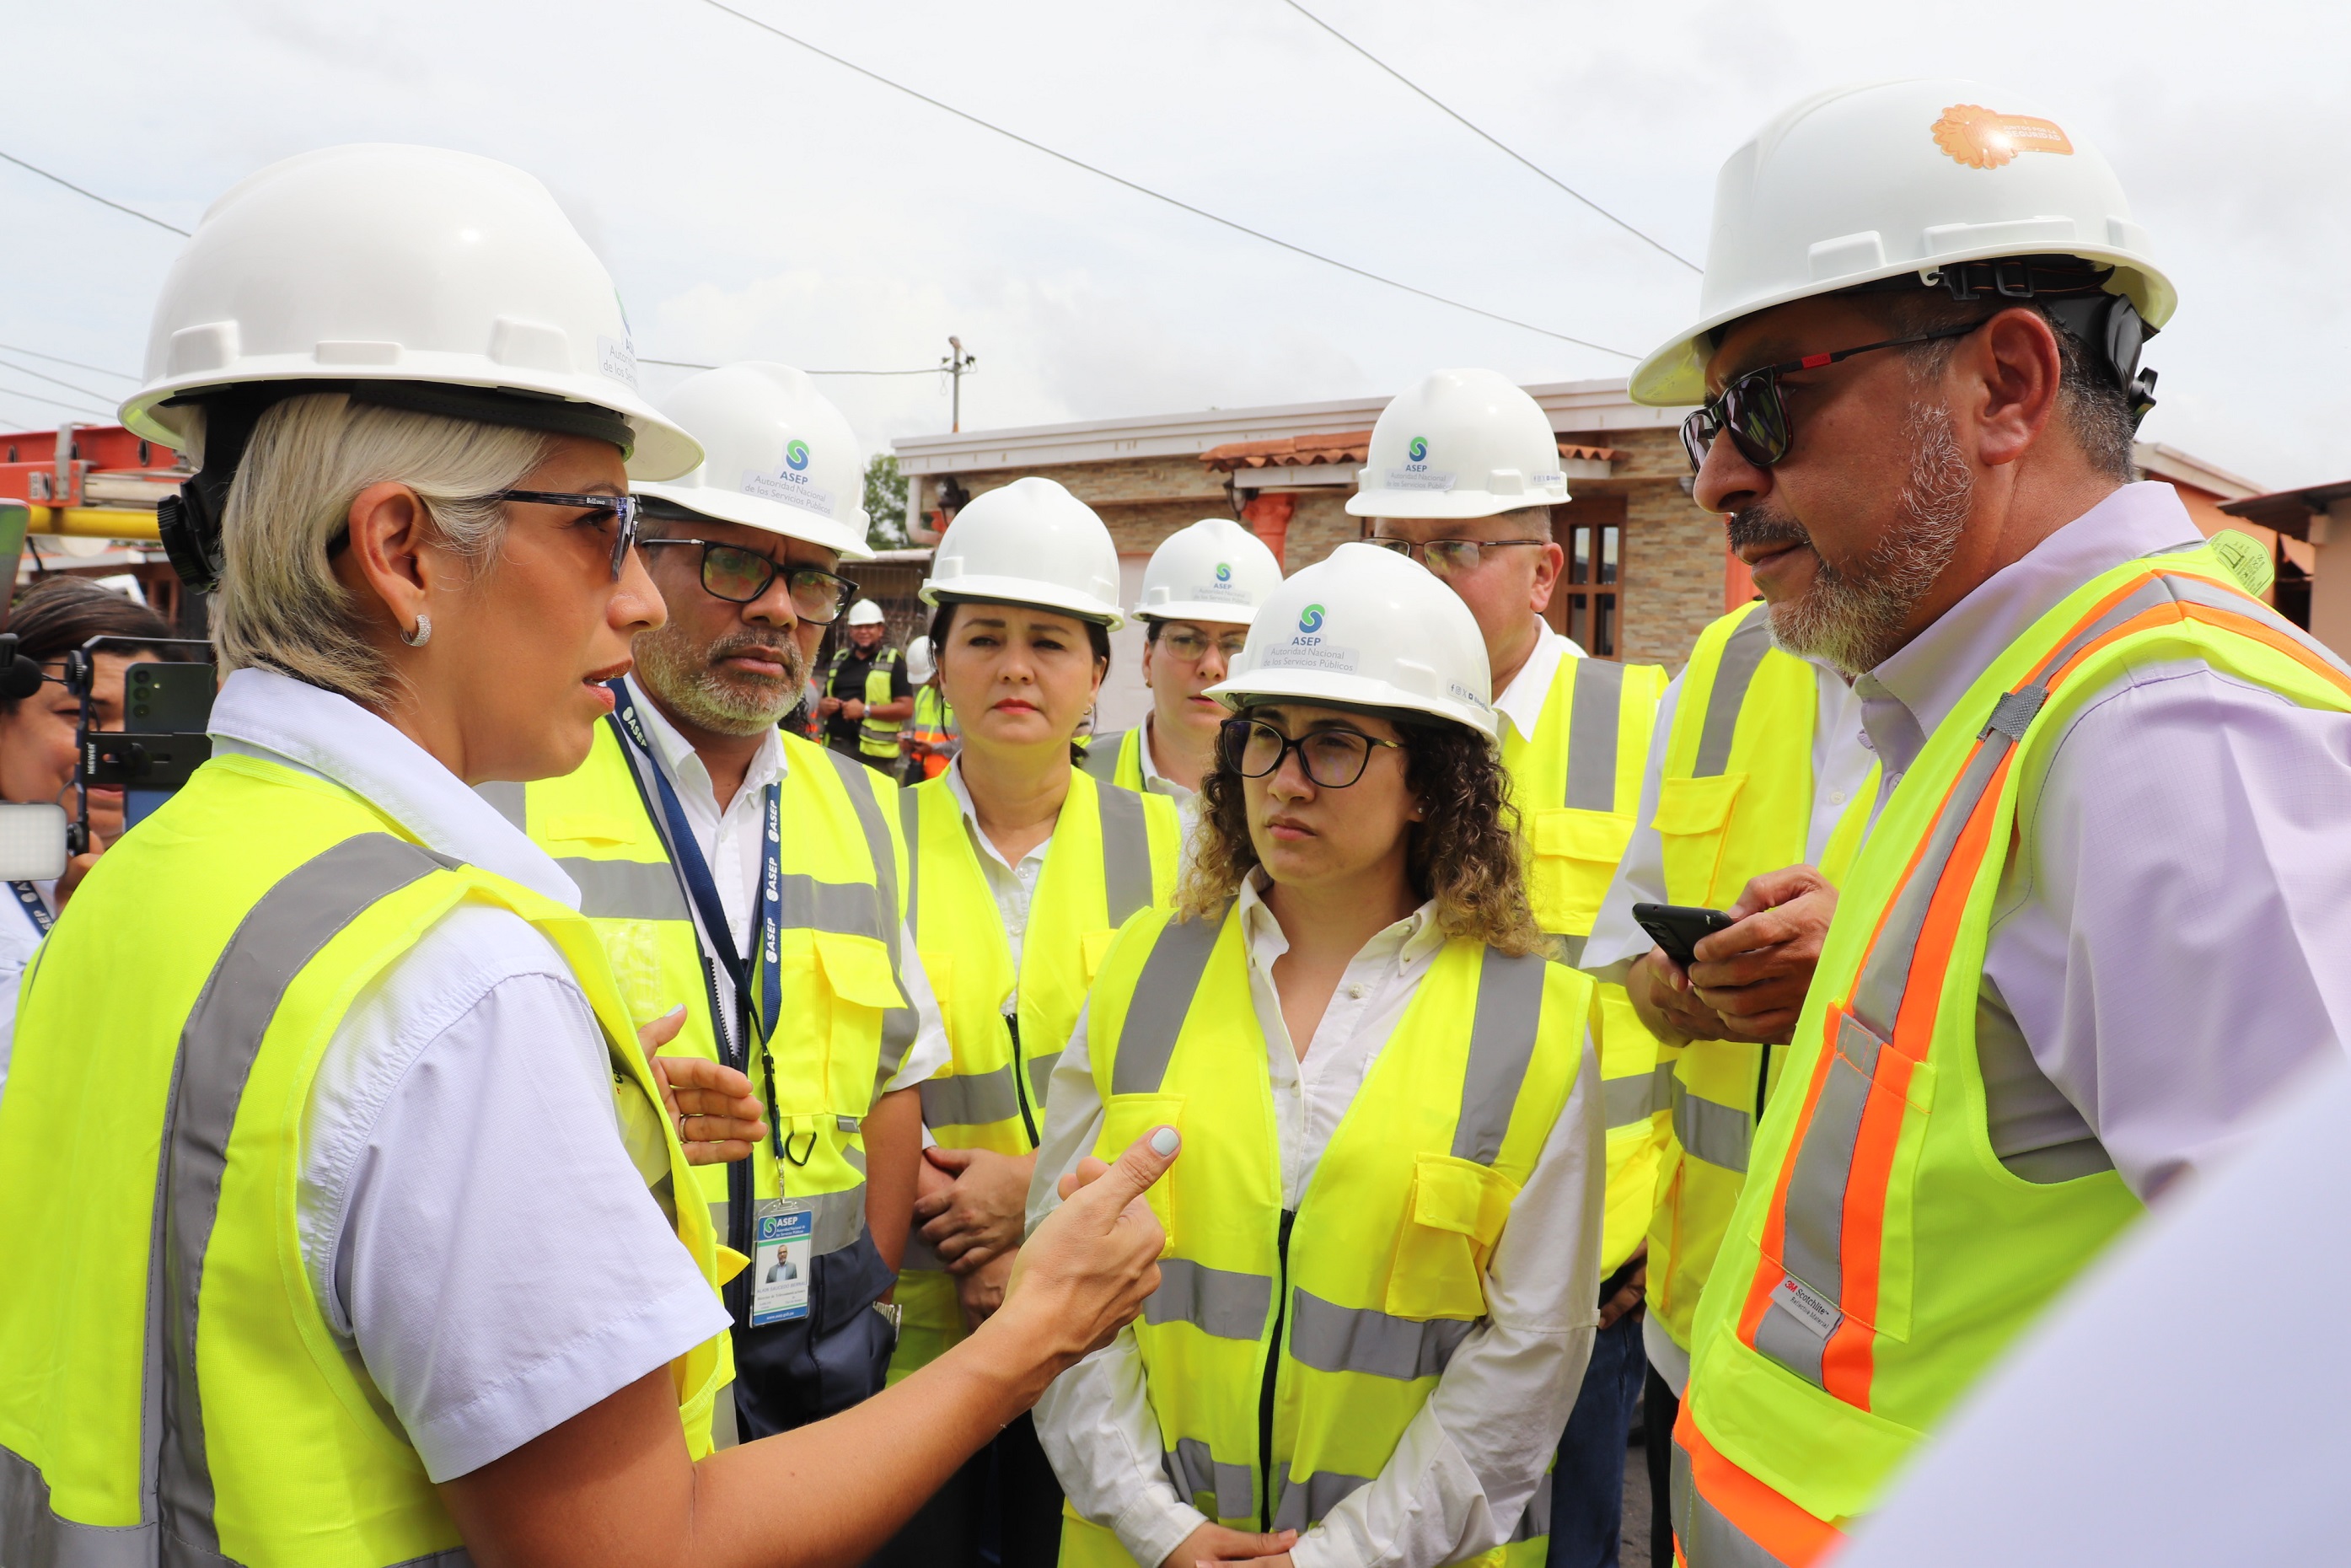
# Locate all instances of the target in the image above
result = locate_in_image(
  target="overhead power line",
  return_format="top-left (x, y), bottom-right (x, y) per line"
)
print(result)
top-left (0, 381), bottom-right (115, 420)
top-left (0, 344), bottom-right (138, 381)
top-left (640, 357), bottom-right (942, 376)
top-left (1274, 0), bottom-right (1701, 274)
top-left (0, 151), bottom-right (190, 237)
top-left (690, 0), bottom-right (1636, 358)
top-left (0, 356), bottom-right (120, 405)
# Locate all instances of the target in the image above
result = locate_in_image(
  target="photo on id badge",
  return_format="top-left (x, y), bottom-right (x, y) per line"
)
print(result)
top-left (751, 1200), bottom-right (813, 1326)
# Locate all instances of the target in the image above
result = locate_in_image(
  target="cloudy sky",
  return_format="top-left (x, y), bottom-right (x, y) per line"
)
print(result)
top-left (3, 0), bottom-right (2343, 488)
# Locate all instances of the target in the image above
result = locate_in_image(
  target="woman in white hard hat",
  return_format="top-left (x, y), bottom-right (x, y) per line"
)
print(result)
top-left (1081, 516), bottom-right (1282, 823)
top-left (0, 144), bottom-right (1175, 1568)
top-left (882, 475), bottom-right (1186, 1565)
top-left (1032, 542), bottom-right (1607, 1568)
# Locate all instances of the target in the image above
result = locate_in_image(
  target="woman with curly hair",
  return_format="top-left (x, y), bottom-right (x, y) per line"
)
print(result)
top-left (1030, 543), bottom-right (1608, 1568)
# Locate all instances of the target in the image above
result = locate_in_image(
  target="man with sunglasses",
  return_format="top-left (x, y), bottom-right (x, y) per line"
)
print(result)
top-left (1635, 81), bottom-right (2351, 1566)
top-left (1350, 367), bottom-right (1671, 1568)
top-left (488, 362), bottom-right (950, 1445)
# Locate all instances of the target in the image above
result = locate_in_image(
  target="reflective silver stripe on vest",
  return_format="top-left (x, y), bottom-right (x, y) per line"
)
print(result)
top-left (1080, 730), bottom-right (1128, 782)
top-left (1672, 1433), bottom-right (1794, 1568)
top-left (920, 1066), bottom-right (1019, 1129)
top-left (1110, 912), bottom-right (1226, 1096)
top-left (156, 835), bottom-right (455, 1560)
top-left (1602, 1060), bottom-right (1673, 1130)
top-left (1027, 1049), bottom-right (1060, 1108)
top-left (710, 1191), bottom-right (870, 1259)
top-left (1693, 612), bottom-right (1774, 778)
top-left (475, 779), bottom-right (528, 830)
top-left (1452, 948), bottom-right (1549, 1163)
top-left (1511, 1468), bottom-right (1554, 1543)
top-left (816, 749), bottom-right (920, 1082)
top-left (899, 788), bottom-right (923, 930)
top-left (1143, 1258), bottom-right (1275, 1340)
top-left (1271, 1468), bottom-right (1374, 1535)
top-left (1096, 779), bottom-right (1155, 926)
top-left (1672, 1078), bottom-right (1753, 1173)
top-left (1163, 1436), bottom-right (1257, 1522)
top-left (1286, 1287), bottom-right (1472, 1381)
top-left (1752, 578), bottom-right (2176, 1392)
top-left (1565, 657), bottom-right (1627, 810)
top-left (561, 856), bottom-right (693, 921)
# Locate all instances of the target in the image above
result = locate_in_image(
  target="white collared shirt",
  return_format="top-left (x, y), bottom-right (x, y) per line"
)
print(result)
top-left (1028, 876), bottom-right (1606, 1568)
top-left (1490, 617), bottom-right (1586, 745)
top-left (623, 676), bottom-right (947, 1093)
top-left (210, 668), bottom-right (727, 1483)
top-left (0, 876), bottom-right (55, 1106)
top-left (943, 756), bottom-right (1055, 976)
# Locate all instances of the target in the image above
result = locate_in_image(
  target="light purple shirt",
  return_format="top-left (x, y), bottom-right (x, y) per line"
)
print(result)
top-left (1853, 480), bottom-right (2351, 1198)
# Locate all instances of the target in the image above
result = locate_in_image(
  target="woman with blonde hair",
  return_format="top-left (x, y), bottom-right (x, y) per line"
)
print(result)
top-left (1033, 542), bottom-right (1608, 1568)
top-left (0, 143), bottom-right (1173, 1568)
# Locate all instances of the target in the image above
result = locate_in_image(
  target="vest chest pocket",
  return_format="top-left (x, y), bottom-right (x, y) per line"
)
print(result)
top-left (1098, 1092), bottom-right (1186, 1242)
top-left (1527, 808), bottom-right (1636, 936)
top-left (1385, 1152), bottom-right (1518, 1322)
top-left (812, 934), bottom-right (910, 1117)
top-left (1652, 774), bottom-right (1744, 907)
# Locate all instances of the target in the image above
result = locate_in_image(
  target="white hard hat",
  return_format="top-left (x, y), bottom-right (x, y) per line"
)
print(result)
top-left (120, 144), bottom-right (698, 479)
top-left (845, 598), bottom-right (887, 627)
top-left (1210, 541), bottom-right (1495, 738)
top-left (920, 476), bottom-right (1125, 629)
top-left (635, 362), bottom-right (873, 559)
top-left (1632, 78), bottom-right (2176, 407)
top-left (906, 636), bottom-right (935, 685)
top-left (1136, 517), bottom-right (1283, 624)
top-left (1345, 369), bottom-right (1569, 521)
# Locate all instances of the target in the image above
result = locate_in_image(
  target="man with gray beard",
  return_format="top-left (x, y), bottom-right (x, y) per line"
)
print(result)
top-left (1629, 81), bottom-right (2351, 1563)
top-left (492, 362), bottom-right (951, 1445)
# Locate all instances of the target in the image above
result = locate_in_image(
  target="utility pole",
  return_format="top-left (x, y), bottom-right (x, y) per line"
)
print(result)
top-left (942, 336), bottom-right (976, 432)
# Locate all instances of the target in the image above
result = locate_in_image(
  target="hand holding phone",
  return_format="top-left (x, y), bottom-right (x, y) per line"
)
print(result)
top-left (1632, 902), bottom-right (1736, 970)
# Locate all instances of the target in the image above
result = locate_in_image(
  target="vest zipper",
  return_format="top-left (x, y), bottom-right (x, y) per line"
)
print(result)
top-left (1006, 1010), bottom-right (1040, 1148)
top-left (1754, 1042), bottom-right (1776, 1125)
top-left (1258, 1206), bottom-right (1296, 1532)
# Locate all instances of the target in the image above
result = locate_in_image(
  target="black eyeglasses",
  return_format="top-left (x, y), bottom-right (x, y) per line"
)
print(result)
top-left (638, 539), bottom-right (857, 622)
top-left (498, 489), bottom-right (642, 580)
top-left (1220, 716), bottom-right (1404, 789)
top-left (1366, 535), bottom-right (1552, 575)
top-left (1679, 322), bottom-right (1984, 474)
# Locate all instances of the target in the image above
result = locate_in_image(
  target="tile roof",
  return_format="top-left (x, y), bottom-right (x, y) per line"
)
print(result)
top-left (1199, 431), bottom-right (1618, 473)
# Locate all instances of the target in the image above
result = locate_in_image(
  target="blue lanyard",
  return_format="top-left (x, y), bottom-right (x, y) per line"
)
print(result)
top-left (606, 679), bottom-right (792, 1159)
top-left (8, 882), bottom-right (51, 937)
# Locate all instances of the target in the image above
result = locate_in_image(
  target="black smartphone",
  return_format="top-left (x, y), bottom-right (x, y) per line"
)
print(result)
top-left (1632, 901), bottom-right (1736, 969)
top-left (70, 639), bottom-right (217, 846)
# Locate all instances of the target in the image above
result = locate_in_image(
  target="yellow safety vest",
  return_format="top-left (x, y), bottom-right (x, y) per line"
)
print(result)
top-left (1676, 546), bottom-right (2351, 1565)
top-left (1078, 724), bottom-right (1146, 791)
top-left (1499, 651), bottom-right (1670, 1275)
top-left (1646, 602), bottom-right (1881, 1352)
top-left (888, 767), bottom-right (1183, 1375)
top-left (487, 717), bottom-right (915, 1259)
top-left (828, 643), bottom-right (907, 758)
top-left (908, 685), bottom-right (958, 780)
top-left (1058, 905), bottom-right (1589, 1567)
top-left (0, 754), bottom-right (733, 1567)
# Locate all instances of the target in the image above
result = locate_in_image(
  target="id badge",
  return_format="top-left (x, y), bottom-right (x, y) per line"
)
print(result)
top-left (749, 1198), bottom-right (813, 1326)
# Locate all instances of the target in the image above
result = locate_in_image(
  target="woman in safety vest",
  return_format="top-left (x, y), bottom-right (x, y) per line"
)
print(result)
top-left (881, 475), bottom-right (1184, 1565)
top-left (1033, 541), bottom-right (1608, 1568)
top-left (0, 143), bottom-right (1176, 1568)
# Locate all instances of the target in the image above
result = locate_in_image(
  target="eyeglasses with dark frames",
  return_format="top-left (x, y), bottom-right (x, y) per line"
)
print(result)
top-left (1365, 535), bottom-right (1553, 575)
top-left (1219, 715), bottom-right (1404, 790)
top-left (637, 538), bottom-right (858, 622)
top-left (1679, 321), bottom-right (1985, 474)
top-left (497, 489), bottom-right (642, 580)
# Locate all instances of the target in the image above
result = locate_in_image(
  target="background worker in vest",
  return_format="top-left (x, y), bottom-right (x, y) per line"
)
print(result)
top-left (1636, 79), bottom-right (2351, 1564)
top-left (820, 598), bottom-right (913, 771)
top-left (0, 142), bottom-right (1184, 1568)
top-left (492, 360), bottom-right (953, 1440)
top-left (1033, 542), bottom-right (1607, 1568)
top-left (1577, 597), bottom-right (1881, 1555)
top-left (899, 635), bottom-right (959, 785)
top-left (1082, 516), bottom-right (1284, 828)
top-left (1350, 368), bottom-right (1667, 1568)
top-left (877, 475), bottom-right (1184, 1567)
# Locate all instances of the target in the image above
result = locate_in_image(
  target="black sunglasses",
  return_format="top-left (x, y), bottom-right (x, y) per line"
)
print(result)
top-left (1219, 715), bottom-right (1404, 790)
top-left (638, 538), bottom-right (857, 621)
top-left (498, 489), bottom-right (642, 580)
top-left (1680, 322), bottom-right (1983, 474)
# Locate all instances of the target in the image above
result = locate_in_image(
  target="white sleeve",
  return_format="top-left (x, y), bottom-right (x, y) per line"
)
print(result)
top-left (881, 922), bottom-right (952, 1093)
top-left (1579, 676), bottom-right (1683, 980)
top-left (1027, 1001), bottom-right (1104, 1234)
top-left (1989, 662), bottom-right (2351, 1198)
top-left (1294, 1025), bottom-right (1608, 1568)
top-left (303, 904), bottom-right (729, 1483)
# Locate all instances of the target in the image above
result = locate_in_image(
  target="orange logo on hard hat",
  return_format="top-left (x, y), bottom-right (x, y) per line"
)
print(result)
top-left (1930, 104), bottom-right (2075, 169)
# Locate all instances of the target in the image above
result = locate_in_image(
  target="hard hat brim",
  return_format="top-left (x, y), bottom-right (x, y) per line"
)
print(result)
top-left (1137, 600), bottom-right (1262, 627)
top-left (1630, 244), bottom-right (2177, 408)
top-left (1207, 665), bottom-right (1496, 740)
top-left (920, 575), bottom-right (1127, 631)
top-left (1343, 487), bottom-right (1570, 520)
top-left (633, 480), bottom-right (875, 560)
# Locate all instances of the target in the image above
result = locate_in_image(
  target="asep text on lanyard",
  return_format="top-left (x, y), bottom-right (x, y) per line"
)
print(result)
top-left (604, 679), bottom-right (803, 1165)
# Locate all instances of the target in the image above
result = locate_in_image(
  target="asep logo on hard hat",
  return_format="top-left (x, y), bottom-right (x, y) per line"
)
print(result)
top-left (786, 439), bottom-right (811, 471)
top-left (1216, 562), bottom-right (1232, 583)
top-left (1297, 604), bottom-right (1326, 634)
top-left (1405, 437), bottom-right (1428, 464)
